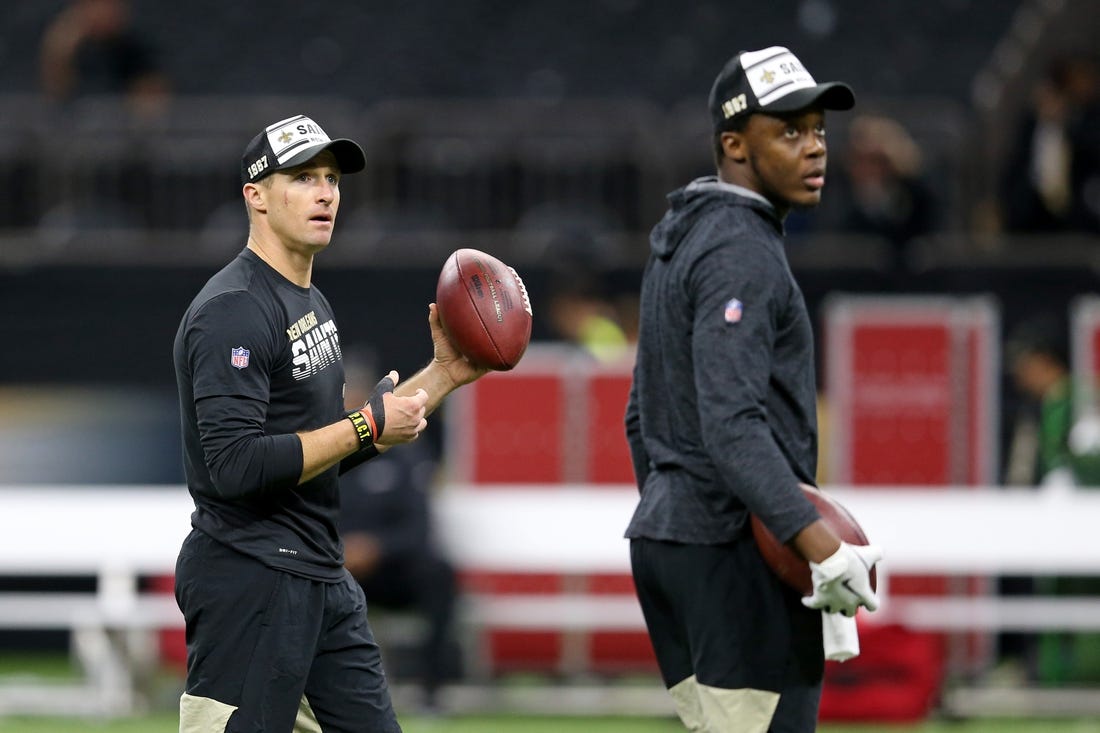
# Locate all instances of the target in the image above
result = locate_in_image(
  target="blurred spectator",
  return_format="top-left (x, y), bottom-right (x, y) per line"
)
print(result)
top-left (39, 0), bottom-right (171, 117)
top-left (540, 227), bottom-right (633, 364)
top-left (1002, 314), bottom-right (1100, 686)
top-left (831, 114), bottom-right (938, 273)
top-left (611, 291), bottom-right (641, 346)
top-left (338, 353), bottom-right (460, 713)
top-left (1000, 53), bottom-right (1100, 234)
top-left (545, 264), bottom-right (632, 364)
top-left (1004, 314), bottom-right (1100, 488)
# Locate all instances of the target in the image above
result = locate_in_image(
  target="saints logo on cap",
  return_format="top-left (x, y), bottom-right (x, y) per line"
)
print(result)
top-left (740, 47), bottom-right (817, 107)
top-left (266, 115), bottom-right (332, 165)
top-left (710, 46), bottom-right (855, 130)
top-left (241, 113), bottom-right (367, 184)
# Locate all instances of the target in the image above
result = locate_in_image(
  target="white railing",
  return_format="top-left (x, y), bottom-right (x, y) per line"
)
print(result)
top-left (2, 484), bottom-right (1100, 716)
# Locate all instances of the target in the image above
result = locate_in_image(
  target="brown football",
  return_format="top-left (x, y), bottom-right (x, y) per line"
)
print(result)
top-left (750, 484), bottom-right (877, 595)
top-left (436, 248), bottom-right (533, 370)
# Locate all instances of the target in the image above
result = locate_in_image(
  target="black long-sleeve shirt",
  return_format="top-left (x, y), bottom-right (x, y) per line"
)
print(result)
top-left (173, 247), bottom-right (354, 581)
top-left (625, 177), bottom-right (821, 546)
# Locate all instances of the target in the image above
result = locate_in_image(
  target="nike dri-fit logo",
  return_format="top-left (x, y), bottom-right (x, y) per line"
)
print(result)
top-left (838, 579), bottom-right (861, 614)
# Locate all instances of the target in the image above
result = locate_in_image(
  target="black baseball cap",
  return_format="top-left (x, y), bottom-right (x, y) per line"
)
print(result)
top-left (241, 114), bottom-right (366, 184)
top-left (709, 46), bottom-right (855, 132)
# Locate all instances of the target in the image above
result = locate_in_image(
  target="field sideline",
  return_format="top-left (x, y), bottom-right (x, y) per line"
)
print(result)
top-left (3, 714), bottom-right (1100, 732)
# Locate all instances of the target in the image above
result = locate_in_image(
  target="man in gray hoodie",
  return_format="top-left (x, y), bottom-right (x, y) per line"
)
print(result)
top-left (625, 47), bottom-right (882, 732)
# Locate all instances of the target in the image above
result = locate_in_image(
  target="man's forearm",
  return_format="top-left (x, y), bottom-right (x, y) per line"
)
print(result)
top-left (298, 415), bottom-right (365, 484)
top-left (393, 361), bottom-right (460, 418)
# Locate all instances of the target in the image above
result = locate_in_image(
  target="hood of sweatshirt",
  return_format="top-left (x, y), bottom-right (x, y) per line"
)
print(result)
top-left (650, 176), bottom-right (782, 259)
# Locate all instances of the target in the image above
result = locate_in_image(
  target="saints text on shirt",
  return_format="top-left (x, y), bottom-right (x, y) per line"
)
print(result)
top-left (287, 310), bottom-right (342, 380)
top-left (286, 311), bottom-right (319, 340)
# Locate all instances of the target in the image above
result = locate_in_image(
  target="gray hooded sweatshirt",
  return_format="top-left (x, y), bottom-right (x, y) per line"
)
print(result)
top-left (624, 176), bottom-right (821, 546)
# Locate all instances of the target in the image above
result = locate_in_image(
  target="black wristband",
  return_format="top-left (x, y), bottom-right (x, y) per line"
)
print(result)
top-left (346, 410), bottom-right (374, 449)
top-left (368, 375), bottom-right (395, 439)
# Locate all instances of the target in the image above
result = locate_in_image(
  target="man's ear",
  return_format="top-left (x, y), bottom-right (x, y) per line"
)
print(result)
top-left (721, 131), bottom-right (747, 163)
top-left (243, 182), bottom-right (267, 214)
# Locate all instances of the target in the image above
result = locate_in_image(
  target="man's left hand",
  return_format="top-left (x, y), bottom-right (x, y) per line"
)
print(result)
top-left (428, 303), bottom-right (489, 387)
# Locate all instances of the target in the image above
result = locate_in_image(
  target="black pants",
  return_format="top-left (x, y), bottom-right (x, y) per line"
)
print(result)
top-left (175, 529), bottom-right (401, 733)
top-left (631, 536), bottom-right (824, 733)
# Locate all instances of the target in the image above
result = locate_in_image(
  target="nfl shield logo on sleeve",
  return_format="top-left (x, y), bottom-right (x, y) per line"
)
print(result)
top-left (231, 346), bottom-right (251, 369)
top-left (724, 298), bottom-right (743, 324)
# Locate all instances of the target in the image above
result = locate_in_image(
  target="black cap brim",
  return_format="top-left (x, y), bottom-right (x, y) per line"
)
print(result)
top-left (764, 82), bottom-right (855, 114)
top-left (276, 138), bottom-right (366, 175)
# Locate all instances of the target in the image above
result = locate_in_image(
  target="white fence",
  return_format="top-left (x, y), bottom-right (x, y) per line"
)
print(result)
top-left (2, 484), bottom-right (1099, 716)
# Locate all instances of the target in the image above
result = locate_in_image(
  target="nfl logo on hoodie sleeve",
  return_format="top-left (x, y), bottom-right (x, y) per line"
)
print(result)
top-left (724, 298), bottom-right (743, 324)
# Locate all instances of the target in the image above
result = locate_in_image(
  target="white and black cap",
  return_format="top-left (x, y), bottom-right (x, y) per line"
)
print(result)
top-left (241, 114), bottom-right (366, 184)
top-left (709, 46), bottom-right (855, 131)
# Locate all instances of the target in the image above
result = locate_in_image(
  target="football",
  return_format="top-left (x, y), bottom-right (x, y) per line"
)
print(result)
top-left (436, 248), bottom-right (533, 370)
top-left (750, 484), bottom-right (877, 596)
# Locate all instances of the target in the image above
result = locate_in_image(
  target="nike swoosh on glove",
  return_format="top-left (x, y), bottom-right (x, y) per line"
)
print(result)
top-left (801, 542), bottom-right (883, 617)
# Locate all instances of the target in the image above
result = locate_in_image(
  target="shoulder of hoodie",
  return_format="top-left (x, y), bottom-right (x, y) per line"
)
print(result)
top-left (680, 180), bottom-right (789, 271)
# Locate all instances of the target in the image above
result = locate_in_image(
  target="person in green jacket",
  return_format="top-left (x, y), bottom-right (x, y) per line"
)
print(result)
top-left (1007, 315), bottom-right (1100, 684)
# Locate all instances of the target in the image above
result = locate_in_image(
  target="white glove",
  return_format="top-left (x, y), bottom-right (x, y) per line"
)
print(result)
top-left (801, 542), bottom-right (883, 616)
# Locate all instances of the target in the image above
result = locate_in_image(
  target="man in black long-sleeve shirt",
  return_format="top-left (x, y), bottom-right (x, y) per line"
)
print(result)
top-left (625, 48), bottom-right (880, 732)
top-left (172, 114), bottom-right (485, 732)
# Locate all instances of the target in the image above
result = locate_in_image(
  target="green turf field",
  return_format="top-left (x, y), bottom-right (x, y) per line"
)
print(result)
top-left (3, 714), bottom-right (1100, 732)
top-left (2, 654), bottom-right (1099, 732)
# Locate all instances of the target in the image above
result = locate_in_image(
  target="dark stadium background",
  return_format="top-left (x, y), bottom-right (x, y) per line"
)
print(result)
top-left (1, 0), bottom-right (1097, 398)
